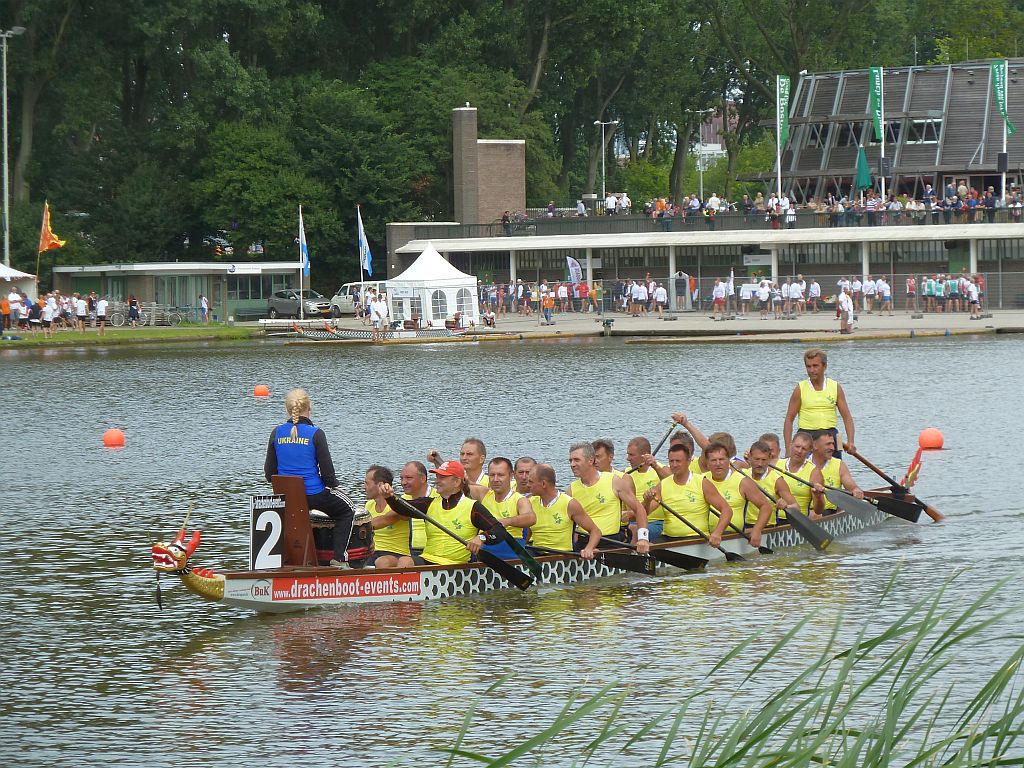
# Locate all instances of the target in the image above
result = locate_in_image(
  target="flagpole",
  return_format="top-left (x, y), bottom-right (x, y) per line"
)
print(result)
top-left (776, 75), bottom-right (782, 202)
top-left (879, 67), bottom-right (887, 203)
top-left (358, 205), bottom-right (366, 286)
top-left (1002, 59), bottom-right (1008, 207)
top-left (298, 204), bottom-right (304, 321)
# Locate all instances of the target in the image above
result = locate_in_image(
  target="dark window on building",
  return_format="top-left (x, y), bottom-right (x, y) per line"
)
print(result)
top-left (835, 122), bottom-right (863, 147)
top-left (905, 119), bottom-right (941, 144)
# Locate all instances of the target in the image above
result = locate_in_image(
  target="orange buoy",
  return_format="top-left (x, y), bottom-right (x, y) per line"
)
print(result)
top-left (919, 427), bottom-right (944, 450)
top-left (103, 428), bottom-right (126, 448)
top-left (254, 384), bottom-right (270, 397)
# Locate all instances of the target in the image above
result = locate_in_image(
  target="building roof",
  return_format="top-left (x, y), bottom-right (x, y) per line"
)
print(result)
top-left (53, 261), bottom-right (302, 275)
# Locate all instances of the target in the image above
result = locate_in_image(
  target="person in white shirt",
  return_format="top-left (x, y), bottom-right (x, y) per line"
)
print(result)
top-left (781, 278), bottom-right (792, 316)
top-left (620, 193), bottom-right (631, 215)
top-left (556, 282), bottom-right (569, 313)
top-left (653, 283), bottom-right (668, 317)
top-left (605, 193), bottom-right (617, 216)
top-left (635, 281), bottom-right (649, 316)
top-left (757, 279), bottom-right (771, 319)
top-left (7, 289), bottom-right (22, 328)
top-left (739, 282), bottom-right (753, 315)
top-left (790, 277), bottom-right (805, 314)
top-left (576, 200), bottom-right (587, 217)
top-left (96, 296), bottom-right (109, 336)
top-left (74, 294), bottom-right (87, 333)
top-left (838, 287), bottom-right (855, 334)
top-left (200, 294), bottom-right (210, 324)
top-left (711, 278), bottom-right (727, 320)
top-left (851, 278), bottom-right (863, 311)
top-left (876, 278), bottom-right (892, 316)
top-left (862, 276), bottom-right (876, 313)
top-left (706, 193), bottom-right (721, 213)
top-left (967, 277), bottom-right (981, 319)
top-left (808, 279), bottom-right (821, 313)
top-left (40, 297), bottom-right (55, 338)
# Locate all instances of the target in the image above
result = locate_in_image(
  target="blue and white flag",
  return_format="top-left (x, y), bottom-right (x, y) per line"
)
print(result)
top-left (357, 206), bottom-right (373, 277)
top-left (298, 205), bottom-right (310, 277)
top-left (567, 256), bottom-right (583, 284)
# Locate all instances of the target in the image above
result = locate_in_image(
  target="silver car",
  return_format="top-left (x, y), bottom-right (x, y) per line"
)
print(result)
top-left (267, 289), bottom-right (332, 319)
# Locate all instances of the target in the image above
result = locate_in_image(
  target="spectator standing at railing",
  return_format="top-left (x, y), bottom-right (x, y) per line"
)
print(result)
top-left (863, 275), bottom-right (876, 313)
top-left (576, 200), bottom-right (587, 217)
top-left (621, 193), bottom-right (631, 215)
top-left (865, 192), bottom-right (879, 226)
top-left (1011, 194), bottom-right (1023, 221)
top-left (905, 276), bottom-right (917, 313)
top-left (605, 193), bottom-right (617, 216)
top-left (741, 195), bottom-right (754, 222)
top-left (983, 188), bottom-right (997, 223)
top-left (502, 211), bottom-right (512, 236)
top-left (785, 197), bottom-right (797, 229)
top-left (547, 201), bottom-right (556, 217)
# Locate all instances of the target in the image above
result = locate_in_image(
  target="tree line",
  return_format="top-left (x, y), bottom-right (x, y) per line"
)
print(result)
top-left (5, 0), bottom-right (1023, 289)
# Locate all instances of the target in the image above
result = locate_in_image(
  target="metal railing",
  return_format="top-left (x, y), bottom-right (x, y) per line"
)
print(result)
top-left (407, 208), bottom-right (1024, 242)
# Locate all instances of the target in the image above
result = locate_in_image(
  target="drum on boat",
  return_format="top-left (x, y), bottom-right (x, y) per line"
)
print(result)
top-left (310, 508), bottom-right (375, 567)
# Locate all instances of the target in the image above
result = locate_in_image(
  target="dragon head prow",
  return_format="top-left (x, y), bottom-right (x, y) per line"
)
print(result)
top-left (152, 510), bottom-right (203, 573)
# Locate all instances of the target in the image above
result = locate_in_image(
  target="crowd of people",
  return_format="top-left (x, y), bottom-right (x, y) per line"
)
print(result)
top-left (266, 350), bottom-right (868, 569)
top-left (2, 287), bottom-right (117, 336)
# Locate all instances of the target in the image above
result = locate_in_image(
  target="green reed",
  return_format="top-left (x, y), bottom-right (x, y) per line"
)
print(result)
top-left (428, 572), bottom-right (1024, 767)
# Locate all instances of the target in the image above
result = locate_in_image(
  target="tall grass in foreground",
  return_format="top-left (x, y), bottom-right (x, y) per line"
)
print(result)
top-left (434, 574), bottom-right (1024, 767)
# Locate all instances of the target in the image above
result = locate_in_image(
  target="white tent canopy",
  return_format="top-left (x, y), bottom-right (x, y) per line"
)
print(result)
top-left (1, 264), bottom-right (38, 298)
top-left (385, 242), bottom-right (479, 326)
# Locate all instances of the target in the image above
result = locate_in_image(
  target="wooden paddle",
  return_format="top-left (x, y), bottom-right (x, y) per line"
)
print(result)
top-left (845, 447), bottom-right (944, 522)
top-left (706, 506), bottom-right (772, 554)
top-left (656, 500), bottom-right (745, 562)
top-left (731, 462), bottom-right (832, 551)
top-left (626, 423), bottom-right (676, 474)
top-left (528, 544), bottom-right (656, 576)
top-left (769, 462), bottom-right (919, 524)
top-left (402, 505), bottom-right (533, 590)
top-left (599, 536), bottom-right (708, 571)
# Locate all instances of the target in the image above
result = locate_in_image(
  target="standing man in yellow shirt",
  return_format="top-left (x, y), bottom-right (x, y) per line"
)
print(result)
top-left (783, 348), bottom-right (856, 458)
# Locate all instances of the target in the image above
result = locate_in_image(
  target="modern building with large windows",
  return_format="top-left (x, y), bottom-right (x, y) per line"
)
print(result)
top-left (52, 260), bottom-right (303, 320)
top-left (774, 59), bottom-right (1024, 201)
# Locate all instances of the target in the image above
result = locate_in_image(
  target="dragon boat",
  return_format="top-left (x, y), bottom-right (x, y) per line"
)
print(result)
top-left (281, 321), bottom-right (522, 344)
top-left (151, 475), bottom-right (910, 614)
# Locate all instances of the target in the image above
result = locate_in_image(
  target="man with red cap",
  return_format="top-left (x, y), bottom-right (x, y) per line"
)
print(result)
top-left (380, 460), bottom-right (505, 566)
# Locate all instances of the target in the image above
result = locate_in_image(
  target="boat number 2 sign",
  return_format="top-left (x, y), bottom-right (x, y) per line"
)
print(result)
top-left (250, 494), bottom-right (286, 570)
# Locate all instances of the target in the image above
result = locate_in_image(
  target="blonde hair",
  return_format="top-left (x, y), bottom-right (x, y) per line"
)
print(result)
top-left (284, 388), bottom-right (311, 438)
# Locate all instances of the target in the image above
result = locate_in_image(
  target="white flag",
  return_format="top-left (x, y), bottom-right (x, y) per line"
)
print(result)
top-left (298, 205), bottom-right (310, 277)
top-left (357, 206), bottom-right (373, 277)
top-left (566, 256), bottom-right (583, 284)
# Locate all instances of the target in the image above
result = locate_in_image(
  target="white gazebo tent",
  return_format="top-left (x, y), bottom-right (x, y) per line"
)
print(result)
top-left (0, 264), bottom-right (38, 300)
top-left (385, 242), bottom-right (479, 327)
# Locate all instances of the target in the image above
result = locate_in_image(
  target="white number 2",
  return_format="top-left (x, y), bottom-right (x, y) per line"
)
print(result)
top-left (254, 510), bottom-right (283, 569)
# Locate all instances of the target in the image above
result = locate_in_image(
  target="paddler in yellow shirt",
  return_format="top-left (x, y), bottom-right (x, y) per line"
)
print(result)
top-left (427, 437), bottom-right (489, 487)
top-left (641, 438), bottom-right (732, 546)
top-left (783, 348), bottom-right (856, 458)
top-left (743, 440), bottom-right (802, 526)
top-left (382, 460), bottom-right (502, 566)
top-left (809, 432), bottom-right (864, 512)
top-left (364, 465), bottom-right (415, 569)
top-left (526, 464), bottom-right (601, 558)
top-left (470, 457), bottom-right (535, 560)
top-left (704, 442), bottom-right (774, 548)
top-left (625, 436), bottom-right (665, 539)
top-left (567, 441), bottom-right (650, 553)
top-left (770, 431), bottom-right (825, 518)
top-left (398, 460), bottom-right (437, 555)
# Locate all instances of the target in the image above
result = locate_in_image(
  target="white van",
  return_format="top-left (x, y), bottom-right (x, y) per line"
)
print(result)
top-left (330, 281), bottom-right (385, 316)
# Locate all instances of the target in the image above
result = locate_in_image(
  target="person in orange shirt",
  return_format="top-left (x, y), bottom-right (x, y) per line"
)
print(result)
top-left (1, 295), bottom-right (10, 330)
top-left (541, 292), bottom-right (555, 323)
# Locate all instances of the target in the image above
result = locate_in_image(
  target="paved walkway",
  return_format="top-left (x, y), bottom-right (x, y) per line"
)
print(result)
top-left (329, 306), bottom-right (1021, 344)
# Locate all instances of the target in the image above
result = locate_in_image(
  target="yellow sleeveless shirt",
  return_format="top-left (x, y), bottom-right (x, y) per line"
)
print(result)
top-left (367, 498), bottom-right (411, 556)
top-left (482, 488), bottom-right (525, 539)
top-left (632, 467), bottom-right (663, 521)
top-left (708, 470), bottom-right (746, 530)
top-left (774, 458), bottom-right (815, 516)
top-left (529, 493), bottom-right (574, 550)
top-left (570, 471), bottom-right (621, 535)
top-left (660, 472), bottom-right (711, 537)
top-left (421, 494), bottom-right (479, 566)
top-left (814, 457), bottom-right (842, 510)
top-left (403, 488), bottom-right (439, 550)
top-left (748, 468), bottom-right (780, 526)
top-left (798, 377), bottom-right (839, 430)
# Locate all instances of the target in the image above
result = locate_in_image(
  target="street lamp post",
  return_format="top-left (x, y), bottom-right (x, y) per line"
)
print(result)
top-left (593, 119), bottom-right (620, 205)
top-left (684, 108), bottom-right (715, 201)
top-left (2, 26), bottom-right (26, 268)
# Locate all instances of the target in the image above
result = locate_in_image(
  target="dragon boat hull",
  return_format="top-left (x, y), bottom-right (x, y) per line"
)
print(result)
top-left (210, 507), bottom-right (889, 613)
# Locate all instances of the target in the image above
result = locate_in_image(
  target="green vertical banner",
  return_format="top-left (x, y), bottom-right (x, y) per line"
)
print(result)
top-left (869, 66), bottom-right (883, 141)
top-left (777, 75), bottom-right (791, 146)
top-left (992, 61), bottom-right (1017, 136)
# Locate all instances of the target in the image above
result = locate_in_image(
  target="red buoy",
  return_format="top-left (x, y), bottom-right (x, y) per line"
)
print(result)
top-left (254, 384), bottom-right (270, 397)
top-left (919, 427), bottom-right (944, 450)
top-left (103, 428), bottom-right (126, 448)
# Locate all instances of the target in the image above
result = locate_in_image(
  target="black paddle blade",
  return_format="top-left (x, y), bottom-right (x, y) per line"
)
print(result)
top-left (650, 547), bottom-right (707, 571)
top-left (501, 532), bottom-right (545, 581)
top-left (785, 507), bottom-right (831, 551)
top-left (721, 548), bottom-right (745, 562)
top-left (476, 548), bottom-right (534, 590)
top-left (825, 489), bottom-right (877, 521)
top-left (872, 495), bottom-right (923, 523)
top-left (600, 551), bottom-right (657, 576)
top-left (757, 545), bottom-right (774, 555)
